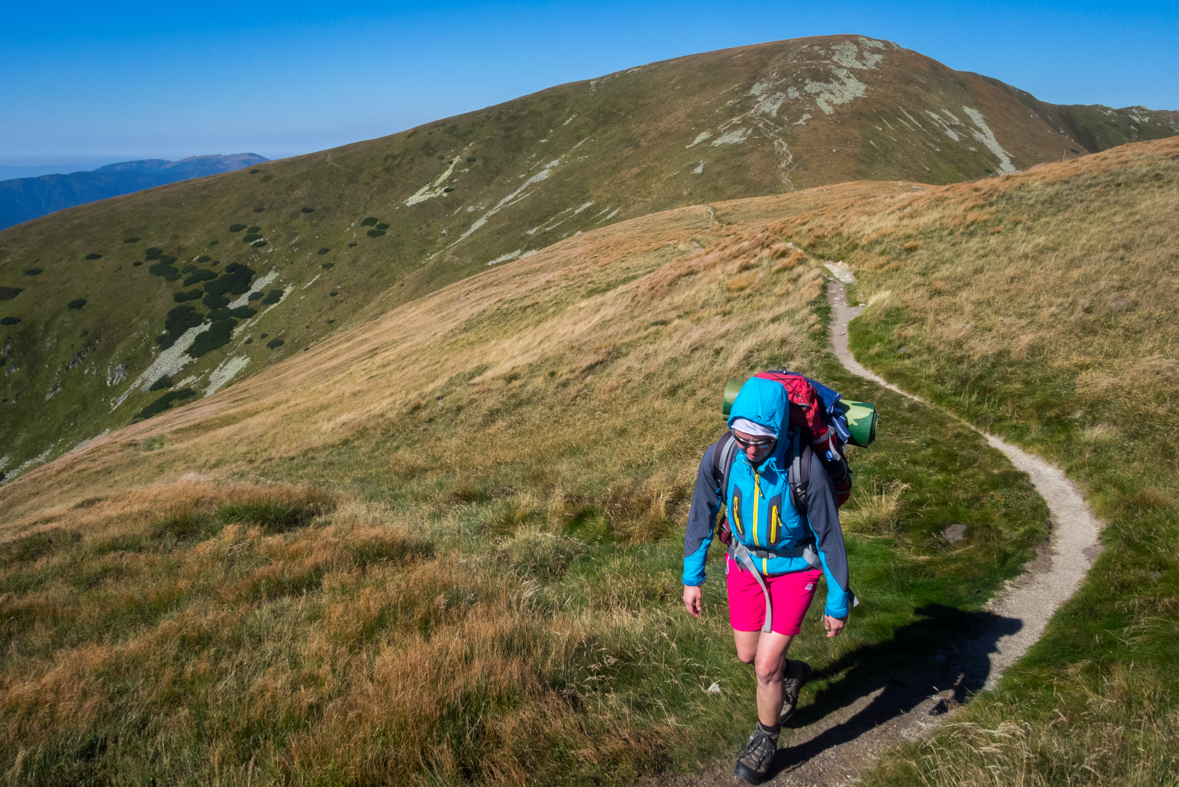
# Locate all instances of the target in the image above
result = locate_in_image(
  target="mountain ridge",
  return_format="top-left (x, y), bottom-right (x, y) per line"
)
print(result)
top-left (1, 34), bottom-right (1176, 482)
top-left (0, 154), bottom-right (269, 231)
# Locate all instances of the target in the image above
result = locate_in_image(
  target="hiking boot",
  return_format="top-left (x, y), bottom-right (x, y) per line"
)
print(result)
top-left (733, 724), bottom-right (778, 785)
top-left (778, 659), bottom-right (812, 725)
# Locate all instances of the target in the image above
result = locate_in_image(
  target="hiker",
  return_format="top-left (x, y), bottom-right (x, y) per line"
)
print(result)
top-left (682, 375), bottom-right (855, 785)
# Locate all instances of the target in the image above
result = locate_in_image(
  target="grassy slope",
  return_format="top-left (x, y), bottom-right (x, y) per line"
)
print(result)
top-left (784, 136), bottom-right (1177, 785)
top-left (0, 185), bottom-right (1048, 784)
top-left (981, 75), bottom-right (1179, 155)
top-left (1, 34), bottom-right (1088, 480)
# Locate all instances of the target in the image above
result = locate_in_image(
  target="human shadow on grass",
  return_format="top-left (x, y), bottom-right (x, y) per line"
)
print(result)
top-left (766, 603), bottom-right (1022, 780)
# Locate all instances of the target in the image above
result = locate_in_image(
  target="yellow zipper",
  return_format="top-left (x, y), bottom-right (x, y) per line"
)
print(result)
top-left (752, 471), bottom-right (761, 547)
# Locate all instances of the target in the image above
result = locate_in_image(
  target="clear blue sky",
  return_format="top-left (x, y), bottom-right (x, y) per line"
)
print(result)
top-left (1, 0), bottom-right (1175, 168)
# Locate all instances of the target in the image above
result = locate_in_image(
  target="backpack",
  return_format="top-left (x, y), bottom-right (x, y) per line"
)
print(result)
top-left (714, 369), bottom-right (876, 545)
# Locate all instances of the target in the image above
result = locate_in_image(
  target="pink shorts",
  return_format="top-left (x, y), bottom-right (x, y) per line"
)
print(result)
top-left (726, 554), bottom-right (822, 635)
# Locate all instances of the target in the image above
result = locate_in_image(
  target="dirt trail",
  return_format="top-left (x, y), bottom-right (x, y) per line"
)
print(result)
top-left (648, 281), bottom-right (1103, 787)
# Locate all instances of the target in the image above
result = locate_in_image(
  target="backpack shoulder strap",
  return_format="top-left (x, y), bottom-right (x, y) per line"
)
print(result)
top-left (787, 426), bottom-right (811, 516)
top-left (711, 431), bottom-right (739, 502)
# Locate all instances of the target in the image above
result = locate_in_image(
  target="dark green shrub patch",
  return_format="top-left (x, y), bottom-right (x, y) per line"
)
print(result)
top-left (267, 338), bottom-right (285, 349)
top-left (375, 222), bottom-right (390, 230)
top-left (361, 217), bottom-right (379, 227)
top-left (123, 237), bottom-right (140, 243)
top-left (205, 264), bottom-right (255, 297)
top-left (248, 291), bottom-right (263, 301)
top-left (244, 337), bottom-right (253, 344)
top-left (249, 169), bottom-right (261, 174)
top-left (242, 234), bottom-right (262, 243)
top-left (183, 269), bottom-right (217, 286)
top-left (208, 239), bottom-right (219, 246)
top-left (67, 299), bottom-right (87, 310)
top-left (181, 264), bottom-right (195, 274)
top-left (196, 255), bottom-right (212, 263)
top-left (0, 287), bottom-right (23, 301)
top-left (329, 291), bottom-right (338, 297)
top-left (206, 307), bottom-right (232, 322)
top-left (144, 247), bottom-right (164, 260)
top-left (188, 319), bottom-right (235, 357)
top-left (134, 388), bottom-right (196, 421)
top-left (229, 224), bottom-right (247, 233)
top-left (203, 293), bottom-right (230, 310)
top-left (251, 239), bottom-right (268, 248)
top-left (23, 269), bottom-right (42, 276)
top-left (155, 333), bottom-right (175, 349)
top-left (367, 229), bottom-right (386, 238)
top-left (174, 289), bottom-right (203, 303)
top-left (467, 157), bottom-right (477, 163)
top-left (316, 247), bottom-right (330, 255)
top-left (443, 188), bottom-right (453, 193)
top-left (260, 333), bottom-right (268, 339)
top-left (348, 242), bottom-right (357, 248)
top-left (150, 375), bottom-right (174, 391)
top-left (0, 317), bottom-right (20, 326)
top-left (85, 253), bottom-right (102, 260)
top-left (301, 207), bottom-right (315, 214)
top-left (230, 306), bottom-right (257, 319)
top-left (321, 262), bottom-right (334, 270)
top-left (159, 255), bottom-right (178, 266)
top-left (148, 262), bottom-right (181, 281)
top-left (132, 261), bottom-right (142, 267)
top-left (261, 289), bottom-right (283, 305)
top-left (247, 226), bottom-right (260, 234)
top-left (165, 305), bottom-right (204, 336)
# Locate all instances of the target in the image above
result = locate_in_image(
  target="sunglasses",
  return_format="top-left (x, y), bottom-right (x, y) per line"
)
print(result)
top-left (732, 433), bottom-right (776, 451)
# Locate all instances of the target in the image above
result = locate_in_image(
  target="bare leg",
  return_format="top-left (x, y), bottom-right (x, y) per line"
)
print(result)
top-left (733, 629), bottom-right (794, 727)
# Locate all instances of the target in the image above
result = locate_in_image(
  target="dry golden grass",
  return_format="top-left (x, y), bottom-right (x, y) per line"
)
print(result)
top-left (7, 138), bottom-right (1167, 784)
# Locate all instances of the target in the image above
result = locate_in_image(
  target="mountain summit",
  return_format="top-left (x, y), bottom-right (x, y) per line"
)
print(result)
top-left (0, 35), bottom-right (1175, 481)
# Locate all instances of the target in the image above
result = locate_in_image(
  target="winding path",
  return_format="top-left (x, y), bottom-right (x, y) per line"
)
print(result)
top-left (650, 282), bottom-right (1104, 787)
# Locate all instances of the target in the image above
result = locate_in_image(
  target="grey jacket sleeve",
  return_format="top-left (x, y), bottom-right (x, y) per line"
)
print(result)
top-left (804, 450), bottom-right (855, 617)
top-left (682, 441), bottom-right (722, 586)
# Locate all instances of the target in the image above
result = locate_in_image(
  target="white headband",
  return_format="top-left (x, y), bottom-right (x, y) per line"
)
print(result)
top-left (730, 417), bottom-right (777, 438)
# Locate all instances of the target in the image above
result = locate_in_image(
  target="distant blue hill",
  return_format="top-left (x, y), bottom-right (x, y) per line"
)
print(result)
top-left (0, 154), bottom-right (268, 231)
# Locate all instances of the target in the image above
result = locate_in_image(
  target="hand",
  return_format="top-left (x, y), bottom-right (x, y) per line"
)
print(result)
top-left (823, 614), bottom-right (847, 638)
top-left (683, 585), bottom-right (703, 618)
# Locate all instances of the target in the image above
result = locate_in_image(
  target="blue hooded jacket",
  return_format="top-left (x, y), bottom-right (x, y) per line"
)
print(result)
top-left (683, 376), bottom-right (854, 619)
